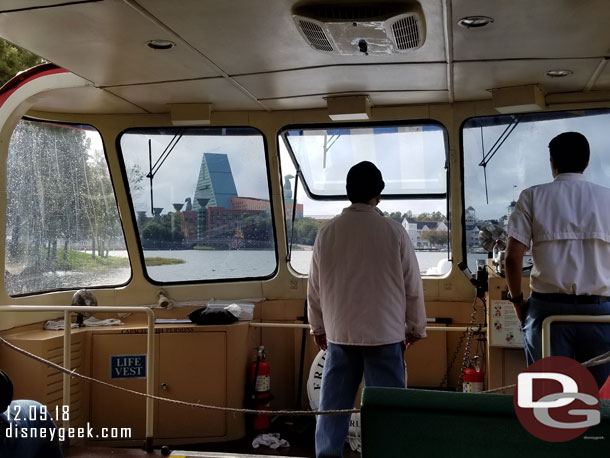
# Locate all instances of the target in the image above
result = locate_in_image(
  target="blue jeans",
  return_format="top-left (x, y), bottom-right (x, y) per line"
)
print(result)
top-left (1, 400), bottom-right (63, 458)
top-left (315, 342), bottom-right (405, 458)
top-left (522, 295), bottom-right (610, 388)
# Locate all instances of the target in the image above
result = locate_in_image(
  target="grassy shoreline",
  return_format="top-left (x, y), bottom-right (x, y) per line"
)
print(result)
top-left (56, 249), bottom-right (184, 270)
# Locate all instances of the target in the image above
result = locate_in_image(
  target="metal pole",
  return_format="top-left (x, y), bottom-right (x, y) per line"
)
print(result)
top-left (248, 322), bottom-right (485, 332)
top-left (63, 309), bottom-right (71, 432)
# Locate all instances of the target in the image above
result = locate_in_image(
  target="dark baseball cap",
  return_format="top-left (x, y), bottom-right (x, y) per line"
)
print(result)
top-left (346, 161), bottom-right (385, 203)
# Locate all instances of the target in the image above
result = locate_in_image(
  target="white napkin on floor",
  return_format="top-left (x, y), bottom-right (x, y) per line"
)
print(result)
top-left (252, 432), bottom-right (290, 449)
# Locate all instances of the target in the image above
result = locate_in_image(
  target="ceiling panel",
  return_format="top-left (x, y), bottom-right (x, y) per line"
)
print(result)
top-left (0, 0), bottom-right (222, 87)
top-left (453, 59), bottom-right (599, 101)
top-left (0, 1), bottom-right (85, 11)
top-left (28, 87), bottom-right (147, 114)
top-left (453, 0), bottom-right (610, 61)
top-left (234, 64), bottom-right (447, 100)
top-left (590, 63), bottom-right (610, 90)
top-left (263, 91), bottom-right (448, 111)
top-left (105, 78), bottom-right (265, 113)
top-left (140, 0), bottom-right (447, 75)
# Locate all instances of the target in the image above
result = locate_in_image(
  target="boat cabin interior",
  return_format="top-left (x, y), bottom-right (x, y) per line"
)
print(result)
top-left (1, 0), bottom-right (610, 456)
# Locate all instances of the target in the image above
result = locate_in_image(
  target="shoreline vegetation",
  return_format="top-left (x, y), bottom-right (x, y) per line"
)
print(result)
top-left (6, 249), bottom-right (185, 275)
top-left (66, 250), bottom-right (185, 268)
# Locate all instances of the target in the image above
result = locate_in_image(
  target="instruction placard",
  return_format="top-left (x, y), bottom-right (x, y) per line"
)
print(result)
top-left (490, 300), bottom-right (524, 348)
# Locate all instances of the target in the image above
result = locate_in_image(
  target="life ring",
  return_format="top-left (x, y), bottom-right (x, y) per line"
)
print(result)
top-left (306, 350), bottom-right (361, 452)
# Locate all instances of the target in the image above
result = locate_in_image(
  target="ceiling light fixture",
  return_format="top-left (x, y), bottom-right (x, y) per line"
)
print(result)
top-left (326, 95), bottom-right (371, 121)
top-left (457, 16), bottom-right (493, 28)
top-left (545, 69), bottom-right (573, 78)
top-left (146, 40), bottom-right (176, 50)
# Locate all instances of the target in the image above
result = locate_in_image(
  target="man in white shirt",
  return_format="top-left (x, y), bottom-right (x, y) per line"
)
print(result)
top-left (308, 161), bottom-right (427, 458)
top-left (506, 132), bottom-right (610, 388)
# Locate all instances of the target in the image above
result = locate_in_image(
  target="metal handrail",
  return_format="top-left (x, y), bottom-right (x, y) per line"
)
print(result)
top-left (0, 305), bottom-right (155, 448)
top-left (249, 322), bottom-right (486, 332)
top-left (542, 314), bottom-right (610, 358)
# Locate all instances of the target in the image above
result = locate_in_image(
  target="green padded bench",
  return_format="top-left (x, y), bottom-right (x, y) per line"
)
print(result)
top-left (361, 388), bottom-right (609, 458)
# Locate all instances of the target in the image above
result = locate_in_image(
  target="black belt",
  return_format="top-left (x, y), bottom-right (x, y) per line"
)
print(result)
top-left (531, 291), bottom-right (610, 304)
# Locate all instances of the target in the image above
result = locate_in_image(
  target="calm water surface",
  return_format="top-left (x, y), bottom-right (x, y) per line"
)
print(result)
top-left (97, 249), bottom-right (489, 283)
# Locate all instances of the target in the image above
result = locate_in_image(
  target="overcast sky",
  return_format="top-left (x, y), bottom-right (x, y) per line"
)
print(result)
top-left (279, 127), bottom-right (448, 217)
top-left (119, 133), bottom-right (270, 215)
top-left (94, 110), bottom-right (610, 223)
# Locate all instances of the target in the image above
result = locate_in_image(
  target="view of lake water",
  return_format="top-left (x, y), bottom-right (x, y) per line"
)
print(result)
top-left (7, 249), bottom-right (495, 295)
top-left (102, 249), bottom-right (490, 281)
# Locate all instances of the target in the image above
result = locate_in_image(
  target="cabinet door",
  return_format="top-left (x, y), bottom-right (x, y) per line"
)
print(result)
top-left (158, 332), bottom-right (226, 438)
top-left (90, 333), bottom-right (151, 439)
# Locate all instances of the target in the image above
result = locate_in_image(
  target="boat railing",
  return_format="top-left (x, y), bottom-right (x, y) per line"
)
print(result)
top-left (542, 314), bottom-right (610, 358)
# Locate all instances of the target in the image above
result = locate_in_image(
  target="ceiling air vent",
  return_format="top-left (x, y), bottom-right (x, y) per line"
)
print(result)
top-left (392, 15), bottom-right (420, 50)
top-left (299, 19), bottom-right (334, 52)
top-left (292, 2), bottom-right (425, 55)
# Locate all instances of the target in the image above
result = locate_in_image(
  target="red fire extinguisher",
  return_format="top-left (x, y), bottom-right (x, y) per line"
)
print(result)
top-left (249, 346), bottom-right (272, 431)
top-left (462, 356), bottom-right (485, 393)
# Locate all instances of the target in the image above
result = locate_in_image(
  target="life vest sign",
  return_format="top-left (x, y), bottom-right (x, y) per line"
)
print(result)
top-left (110, 354), bottom-right (146, 379)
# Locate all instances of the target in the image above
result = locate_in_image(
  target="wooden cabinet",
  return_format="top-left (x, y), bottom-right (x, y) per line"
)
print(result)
top-left (0, 329), bottom-right (88, 431)
top-left (157, 332), bottom-right (226, 438)
top-left (89, 322), bottom-right (248, 444)
top-left (90, 333), bottom-right (149, 439)
top-left (0, 321), bottom-right (250, 445)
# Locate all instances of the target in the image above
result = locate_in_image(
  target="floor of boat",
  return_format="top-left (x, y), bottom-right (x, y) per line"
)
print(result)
top-left (66, 441), bottom-right (360, 458)
top-left (64, 414), bottom-right (361, 458)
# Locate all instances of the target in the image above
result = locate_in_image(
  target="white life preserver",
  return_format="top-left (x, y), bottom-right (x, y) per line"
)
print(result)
top-left (306, 350), bottom-right (361, 452)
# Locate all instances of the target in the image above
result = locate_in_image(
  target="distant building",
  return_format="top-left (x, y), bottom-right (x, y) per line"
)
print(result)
top-left (192, 153), bottom-right (238, 210)
top-left (231, 197), bottom-right (269, 212)
top-left (402, 218), bottom-right (449, 248)
top-left (505, 201), bottom-right (517, 230)
top-left (231, 196), bottom-right (303, 219)
top-left (178, 154), bottom-right (304, 242)
top-left (465, 206), bottom-right (480, 248)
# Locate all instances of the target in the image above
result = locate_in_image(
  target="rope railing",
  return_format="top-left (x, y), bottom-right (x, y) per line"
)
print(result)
top-left (2, 312), bottom-right (608, 426)
top-left (0, 335), bottom-right (358, 416)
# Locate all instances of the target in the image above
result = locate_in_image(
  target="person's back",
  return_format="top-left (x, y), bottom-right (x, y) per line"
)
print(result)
top-left (506, 131), bottom-right (610, 389)
top-left (517, 175), bottom-right (610, 295)
top-left (307, 160), bottom-right (427, 458)
top-left (313, 203), bottom-right (417, 345)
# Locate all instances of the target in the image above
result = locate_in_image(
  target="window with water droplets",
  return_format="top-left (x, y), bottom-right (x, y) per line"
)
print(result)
top-left (5, 119), bottom-right (131, 296)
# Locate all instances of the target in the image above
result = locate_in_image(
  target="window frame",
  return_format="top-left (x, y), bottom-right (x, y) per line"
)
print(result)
top-left (116, 125), bottom-right (279, 286)
top-left (279, 119), bottom-right (450, 201)
top-left (6, 117), bottom-right (132, 297)
top-left (459, 107), bottom-right (610, 268)
top-left (277, 119), bottom-right (452, 274)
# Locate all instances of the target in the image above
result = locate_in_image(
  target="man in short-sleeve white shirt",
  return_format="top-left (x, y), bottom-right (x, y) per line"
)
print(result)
top-left (506, 131), bottom-right (610, 388)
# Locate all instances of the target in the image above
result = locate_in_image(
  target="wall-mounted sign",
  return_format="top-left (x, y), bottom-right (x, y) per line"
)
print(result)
top-left (490, 300), bottom-right (524, 348)
top-left (111, 354), bottom-right (146, 379)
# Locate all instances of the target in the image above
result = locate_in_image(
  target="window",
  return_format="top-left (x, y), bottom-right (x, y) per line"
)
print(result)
top-left (279, 123), bottom-right (449, 276)
top-left (462, 109), bottom-right (610, 271)
top-left (119, 127), bottom-right (276, 283)
top-left (5, 119), bottom-right (130, 296)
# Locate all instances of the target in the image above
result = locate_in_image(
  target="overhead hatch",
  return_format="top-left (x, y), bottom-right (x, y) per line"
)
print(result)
top-left (292, 2), bottom-right (426, 55)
